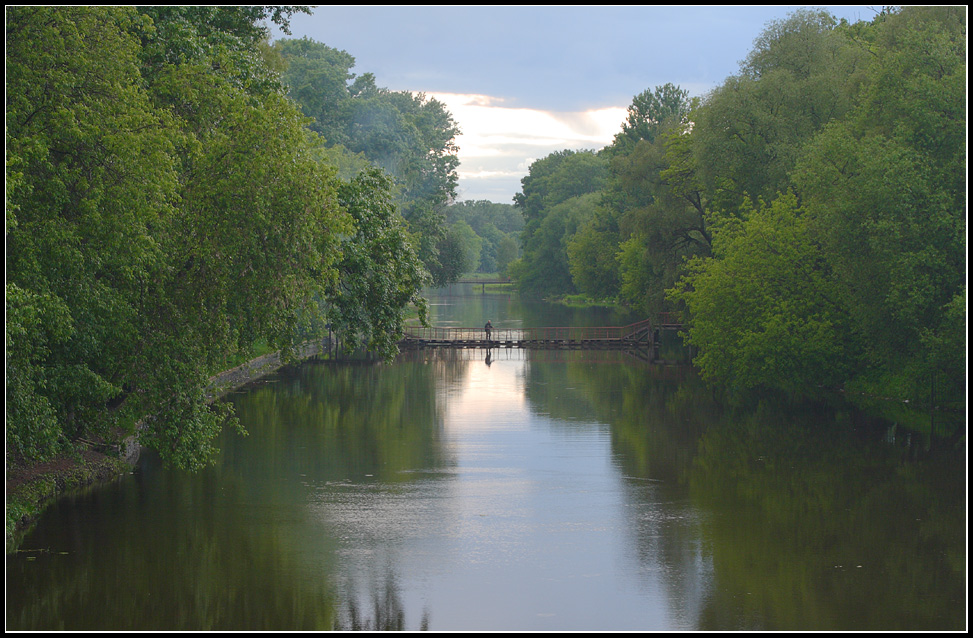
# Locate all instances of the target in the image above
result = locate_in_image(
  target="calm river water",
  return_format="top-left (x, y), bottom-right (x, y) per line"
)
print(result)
top-left (6, 287), bottom-right (966, 631)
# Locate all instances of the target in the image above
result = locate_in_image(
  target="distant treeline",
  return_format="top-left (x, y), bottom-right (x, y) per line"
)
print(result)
top-left (5, 6), bottom-right (465, 470)
top-left (272, 37), bottom-right (524, 280)
top-left (508, 7), bottom-right (965, 409)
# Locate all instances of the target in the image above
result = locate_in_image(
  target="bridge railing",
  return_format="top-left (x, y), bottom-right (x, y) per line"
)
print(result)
top-left (656, 312), bottom-right (683, 327)
top-left (402, 319), bottom-right (655, 342)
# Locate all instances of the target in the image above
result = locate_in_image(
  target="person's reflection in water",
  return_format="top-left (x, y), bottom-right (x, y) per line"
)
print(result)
top-left (485, 350), bottom-right (492, 367)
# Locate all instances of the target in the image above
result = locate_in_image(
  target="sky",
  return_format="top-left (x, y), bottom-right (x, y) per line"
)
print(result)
top-left (270, 5), bottom-right (881, 204)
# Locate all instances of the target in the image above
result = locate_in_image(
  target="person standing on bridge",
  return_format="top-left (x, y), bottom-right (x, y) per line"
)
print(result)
top-left (484, 320), bottom-right (493, 342)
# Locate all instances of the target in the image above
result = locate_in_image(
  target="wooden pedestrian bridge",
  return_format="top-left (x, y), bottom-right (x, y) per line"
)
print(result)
top-left (400, 314), bottom-right (682, 350)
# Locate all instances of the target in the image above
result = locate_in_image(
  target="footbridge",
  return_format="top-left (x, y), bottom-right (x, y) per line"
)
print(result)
top-left (401, 316), bottom-right (681, 350)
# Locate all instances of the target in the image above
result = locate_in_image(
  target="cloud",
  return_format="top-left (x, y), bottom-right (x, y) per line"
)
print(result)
top-left (275, 5), bottom-right (879, 203)
top-left (427, 92), bottom-right (626, 202)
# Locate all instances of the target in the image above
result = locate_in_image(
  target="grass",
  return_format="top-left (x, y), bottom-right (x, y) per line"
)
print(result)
top-left (461, 272), bottom-right (508, 281)
top-left (550, 293), bottom-right (620, 309)
top-left (6, 452), bottom-right (130, 554)
top-left (213, 337), bottom-right (275, 372)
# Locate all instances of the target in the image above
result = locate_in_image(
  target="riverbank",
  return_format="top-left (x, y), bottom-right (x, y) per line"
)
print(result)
top-left (547, 293), bottom-right (620, 309)
top-left (5, 338), bottom-right (332, 553)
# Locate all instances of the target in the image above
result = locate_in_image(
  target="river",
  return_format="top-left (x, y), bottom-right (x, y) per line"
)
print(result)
top-left (6, 286), bottom-right (966, 631)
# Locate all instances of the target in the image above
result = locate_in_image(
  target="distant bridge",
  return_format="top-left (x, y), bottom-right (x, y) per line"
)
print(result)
top-left (401, 316), bottom-right (682, 350)
top-left (447, 277), bottom-right (514, 292)
top-left (453, 277), bottom-right (512, 284)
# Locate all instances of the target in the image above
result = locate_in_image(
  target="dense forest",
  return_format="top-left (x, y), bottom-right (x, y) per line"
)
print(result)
top-left (271, 36), bottom-right (522, 280)
top-left (5, 6), bottom-right (465, 470)
top-left (509, 7), bottom-right (965, 413)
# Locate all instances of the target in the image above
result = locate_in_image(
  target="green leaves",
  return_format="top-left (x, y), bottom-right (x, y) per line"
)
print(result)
top-left (274, 37), bottom-right (461, 280)
top-left (5, 7), bottom-right (405, 471)
top-left (512, 150), bottom-right (609, 298)
top-left (326, 168), bottom-right (428, 361)
top-left (671, 194), bottom-right (851, 393)
top-left (6, 6), bottom-right (180, 461)
top-left (787, 8), bottom-right (967, 403)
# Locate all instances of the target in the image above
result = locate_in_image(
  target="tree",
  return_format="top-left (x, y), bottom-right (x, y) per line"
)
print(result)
top-left (514, 149), bottom-right (608, 224)
top-left (599, 85), bottom-right (704, 314)
top-left (513, 150), bottom-right (608, 297)
top-left (275, 37), bottom-right (462, 282)
top-left (691, 9), bottom-right (864, 211)
top-left (514, 193), bottom-right (602, 297)
top-left (6, 6), bottom-right (182, 461)
top-left (790, 8), bottom-right (966, 405)
top-left (495, 235), bottom-right (520, 276)
top-left (443, 200), bottom-right (523, 274)
top-left (567, 215), bottom-right (621, 299)
top-left (448, 220), bottom-right (484, 275)
top-left (670, 194), bottom-right (853, 394)
top-left (325, 168), bottom-right (428, 361)
top-left (137, 6), bottom-right (310, 96)
top-left (608, 83), bottom-right (691, 157)
top-left (132, 12), bottom-right (348, 469)
top-left (274, 36), bottom-right (358, 145)
top-left (6, 6), bottom-right (351, 470)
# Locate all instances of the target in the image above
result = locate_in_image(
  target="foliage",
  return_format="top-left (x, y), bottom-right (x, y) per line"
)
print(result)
top-left (670, 194), bottom-right (853, 394)
top-left (566, 219), bottom-right (620, 299)
top-left (790, 6), bottom-right (967, 405)
top-left (325, 169), bottom-right (428, 361)
top-left (506, 6), bottom-right (966, 410)
top-left (6, 6), bottom-right (182, 461)
top-left (591, 85), bottom-right (701, 313)
top-left (607, 82), bottom-right (693, 157)
top-left (691, 8), bottom-right (864, 210)
top-left (443, 199), bottom-right (523, 274)
top-left (274, 37), bottom-right (462, 281)
top-left (6, 6), bottom-right (432, 470)
top-left (514, 193), bottom-right (604, 298)
top-left (666, 2), bottom-right (965, 408)
top-left (512, 151), bottom-right (608, 297)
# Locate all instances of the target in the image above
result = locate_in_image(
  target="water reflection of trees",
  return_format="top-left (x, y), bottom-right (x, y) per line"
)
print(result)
top-left (332, 568), bottom-right (430, 631)
top-left (9, 356), bottom-right (456, 630)
top-left (689, 400), bottom-right (966, 630)
top-left (519, 352), bottom-right (966, 631)
top-left (227, 360), bottom-right (453, 483)
top-left (7, 456), bottom-right (341, 630)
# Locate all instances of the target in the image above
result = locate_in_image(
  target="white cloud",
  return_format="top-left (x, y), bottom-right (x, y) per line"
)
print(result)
top-left (426, 92), bottom-right (626, 203)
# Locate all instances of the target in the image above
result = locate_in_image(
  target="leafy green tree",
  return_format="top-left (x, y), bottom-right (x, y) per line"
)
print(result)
top-left (449, 220), bottom-right (484, 275)
top-left (429, 229), bottom-right (468, 286)
top-left (616, 234), bottom-right (654, 313)
top-left (515, 193), bottom-right (602, 297)
top-left (6, 6), bottom-right (182, 460)
top-left (670, 193), bottom-right (853, 394)
top-left (275, 37), bottom-right (462, 281)
top-left (273, 36), bottom-right (358, 145)
top-left (514, 149), bottom-right (608, 224)
top-left (495, 235), bottom-right (520, 276)
top-left (599, 85), bottom-right (703, 314)
top-left (6, 6), bottom-right (353, 470)
top-left (444, 200), bottom-right (524, 236)
top-left (790, 8), bottom-right (966, 406)
top-left (513, 150), bottom-right (608, 297)
top-left (5, 285), bottom-right (75, 461)
top-left (136, 6), bottom-right (310, 96)
top-left (325, 168), bottom-right (428, 361)
top-left (566, 216), bottom-right (621, 299)
top-left (131, 12), bottom-right (348, 469)
top-left (608, 83), bottom-right (692, 158)
top-left (443, 200), bottom-right (523, 274)
top-left (691, 8), bottom-right (865, 212)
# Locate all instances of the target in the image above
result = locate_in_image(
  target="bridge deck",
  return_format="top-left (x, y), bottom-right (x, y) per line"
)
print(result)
top-left (401, 319), bottom-right (674, 349)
